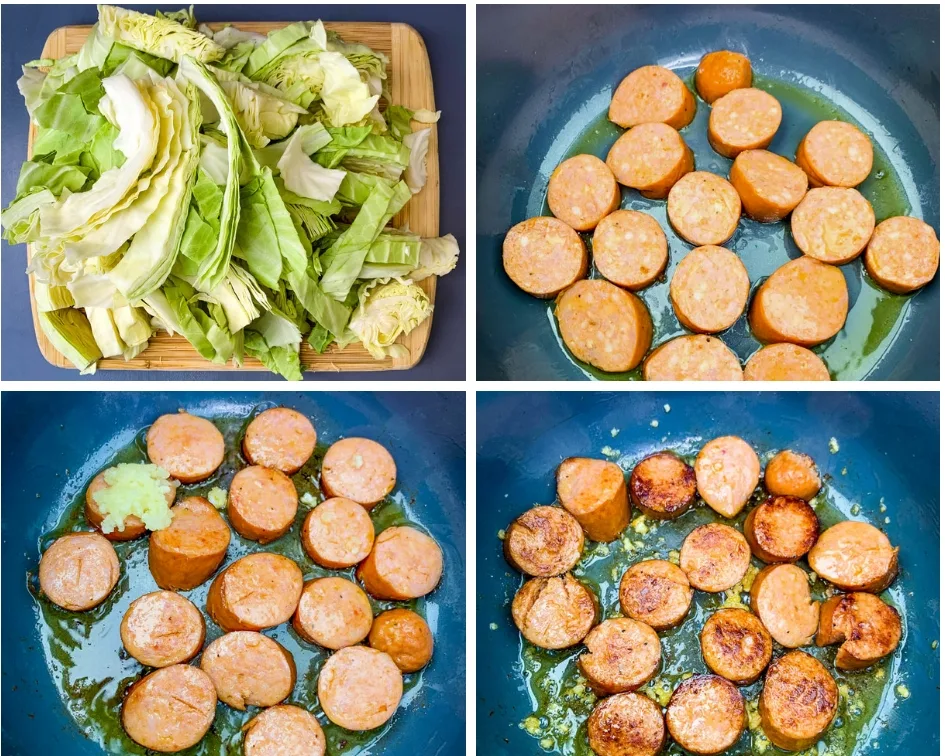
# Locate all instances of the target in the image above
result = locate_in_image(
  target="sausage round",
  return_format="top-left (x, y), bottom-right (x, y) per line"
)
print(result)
top-left (301, 497), bottom-right (375, 569)
top-left (317, 646), bottom-right (403, 730)
top-left (816, 593), bottom-right (902, 670)
top-left (666, 675), bottom-right (746, 755)
top-left (791, 186), bottom-right (875, 264)
top-left (749, 564), bottom-right (819, 648)
top-left (320, 437), bottom-right (396, 508)
top-left (147, 412), bottom-right (224, 484)
top-left (744, 344), bottom-right (831, 381)
top-left (748, 257), bottom-right (848, 347)
top-left (504, 505), bottom-right (585, 576)
top-left (368, 608), bottom-right (434, 672)
top-left (243, 407), bottom-right (316, 475)
top-left (592, 209), bottom-right (669, 290)
top-left (149, 496), bottom-right (230, 591)
top-left (760, 651), bottom-right (838, 751)
top-left (207, 553), bottom-right (304, 632)
top-left (200, 631), bottom-right (296, 710)
top-left (629, 452), bottom-right (696, 520)
top-left (578, 618), bottom-right (662, 695)
top-left (679, 523), bottom-right (751, 593)
top-left (244, 705), bottom-right (326, 756)
top-left (557, 457), bottom-right (631, 542)
top-left (511, 574), bottom-right (598, 649)
top-left (670, 245), bottom-right (749, 333)
top-left (695, 50), bottom-right (752, 104)
top-left (708, 88), bottom-right (782, 159)
top-left (587, 691), bottom-right (666, 756)
top-left (122, 665), bottom-right (217, 752)
top-left (228, 465), bottom-right (298, 544)
top-left (503, 216), bottom-right (588, 298)
top-left (667, 172), bottom-right (742, 246)
top-left (865, 215), bottom-right (941, 294)
top-left (357, 526), bottom-right (443, 599)
top-left (547, 154), bottom-right (620, 232)
top-left (86, 468), bottom-right (169, 541)
top-left (120, 591), bottom-right (205, 668)
top-left (700, 608), bottom-right (772, 686)
top-left (555, 280), bottom-right (654, 373)
top-left (694, 435), bottom-right (760, 518)
top-left (764, 450), bottom-right (821, 500)
top-left (743, 495), bottom-right (819, 563)
top-left (293, 577), bottom-right (373, 650)
top-left (39, 532), bottom-right (120, 612)
top-left (807, 521), bottom-right (898, 592)
top-left (609, 65), bottom-right (696, 130)
top-left (619, 559), bottom-right (693, 630)
top-left (795, 120), bottom-right (873, 188)
top-left (606, 123), bottom-right (694, 199)
top-left (643, 335), bottom-right (744, 381)
top-left (729, 150), bottom-right (808, 222)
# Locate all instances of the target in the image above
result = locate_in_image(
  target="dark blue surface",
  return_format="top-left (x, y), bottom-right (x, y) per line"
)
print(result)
top-left (1, 391), bottom-right (466, 754)
top-left (1, 4), bottom-right (466, 381)
top-left (477, 391), bottom-right (940, 754)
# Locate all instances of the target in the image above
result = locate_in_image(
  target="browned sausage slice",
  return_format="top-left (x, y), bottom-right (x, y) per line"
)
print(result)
top-left (557, 457), bottom-right (631, 542)
top-left (795, 121), bottom-right (873, 188)
top-left (200, 631), bottom-right (296, 710)
top-left (301, 497), bottom-right (375, 569)
top-left (619, 559), bottom-right (693, 630)
top-left (38, 532), bottom-right (120, 612)
top-left (816, 593), bottom-right (902, 670)
top-left (667, 172), bottom-right (741, 246)
top-left (357, 526), bottom-right (443, 599)
top-left (321, 437), bottom-right (396, 508)
top-left (149, 496), bottom-right (230, 591)
top-left (807, 521), bottom-right (898, 592)
top-left (610, 66), bottom-right (696, 130)
top-left (592, 210), bottom-right (669, 290)
top-left (865, 216), bottom-right (941, 294)
top-left (588, 691), bottom-right (666, 756)
top-left (120, 591), bottom-right (205, 668)
top-left (293, 577), bottom-right (373, 650)
top-left (750, 564), bottom-right (819, 648)
top-left (504, 505), bottom-right (585, 576)
top-left (511, 574), bottom-right (598, 649)
top-left (228, 465), bottom-right (298, 544)
top-left (244, 705), bottom-right (326, 756)
top-left (207, 553), bottom-right (304, 632)
top-left (547, 154), bottom-right (621, 232)
top-left (729, 150), bottom-right (808, 222)
top-left (630, 452), bottom-right (696, 520)
top-left (368, 608), bottom-right (434, 672)
top-left (643, 335), bottom-right (744, 381)
top-left (760, 651), bottom-right (838, 751)
top-left (743, 495), bottom-right (819, 563)
top-left (708, 88), bottom-right (782, 159)
top-left (764, 450), bottom-right (821, 500)
top-left (317, 646), bottom-right (403, 730)
top-left (147, 412), bottom-right (224, 484)
top-left (695, 51), bottom-right (752, 104)
top-left (744, 344), bottom-right (831, 381)
top-left (791, 187), bottom-right (875, 264)
top-left (679, 523), bottom-right (750, 593)
top-left (503, 216), bottom-right (588, 298)
top-left (243, 407), bottom-right (316, 475)
top-left (578, 618), bottom-right (661, 695)
top-left (666, 675), bottom-right (746, 755)
top-left (85, 467), bottom-right (172, 541)
top-left (700, 608), bottom-right (772, 685)
top-left (606, 124), bottom-right (694, 199)
top-left (121, 664), bottom-right (217, 752)
top-left (670, 246), bottom-right (749, 333)
top-left (695, 436), bottom-right (760, 518)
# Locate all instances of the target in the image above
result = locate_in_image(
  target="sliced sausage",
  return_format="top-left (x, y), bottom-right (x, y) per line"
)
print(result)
top-left (791, 186), bottom-right (875, 264)
top-left (39, 532), bottom-right (120, 612)
top-left (243, 407), bottom-right (316, 475)
top-left (557, 457), bottom-right (631, 542)
top-left (606, 124), bottom-right (694, 199)
top-left (694, 436), bottom-right (760, 518)
top-left (708, 88), bottom-right (781, 159)
top-left (120, 591), bottom-right (205, 668)
top-left (609, 65), bottom-right (696, 130)
top-left (729, 150), bottom-right (808, 222)
top-left (670, 245), bottom-right (749, 333)
top-left (149, 496), bottom-right (230, 591)
top-left (667, 172), bottom-right (741, 246)
top-left (207, 553), bottom-right (304, 632)
top-left (666, 675), bottom-right (746, 755)
top-left (503, 216), bottom-right (588, 298)
top-left (700, 608), bottom-right (772, 685)
top-left (301, 497), bottom-right (375, 569)
top-left (320, 437), bottom-right (396, 508)
top-left (695, 50), bottom-right (752, 104)
top-left (200, 631), bottom-right (296, 710)
top-left (748, 257), bottom-right (848, 347)
top-left (588, 691), bottom-right (666, 756)
top-left (679, 523), bottom-right (750, 593)
top-left (356, 526), bottom-right (443, 599)
top-left (547, 154), bottom-right (620, 231)
top-left (749, 564), bottom-right (819, 648)
top-left (228, 465), bottom-right (298, 544)
top-left (796, 120), bottom-right (873, 188)
top-left (816, 593), bottom-right (902, 670)
top-left (619, 560), bottom-right (693, 630)
top-left (293, 577), bottom-right (373, 650)
top-left (317, 646), bottom-right (403, 730)
top-left (86, 467), bottom-right (172, 541)
top-left (555, 280), bottom-right (653, 373)
top-left (760, 651), bottom-right (838, 751)
top-left (643, 335), bottom-right (744, 381)
top-left (578, 618), bottom-right (661, 695)
top-left (147, 412), bottom-right (224, 484)
top-left (807, 521), bottom-right (898, 592)
top-left (744, 344), bottom-right (831, 381)
top-left (865, 215), bottom-right (941, 294)
top-left (504, 505), bottom-right (585, 576)
top-left (511, 574), bottom-right (598, 650)
top-left (368, 608), bottom-right (434, 672)
top-left (764, 450), bottom-right (821, 500)
top-left (629, 452), bottom-right (696, 520)
top-left (592, 209), bottom-right (669, 290)
top-left (743, 495), bottom-right (819, 563)
top-left (244, 705), bottom-right (326, 756)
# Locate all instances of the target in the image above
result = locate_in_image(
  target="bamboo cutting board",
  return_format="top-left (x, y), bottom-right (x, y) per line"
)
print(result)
top-left (27, 21), bottom-right (439, 372)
